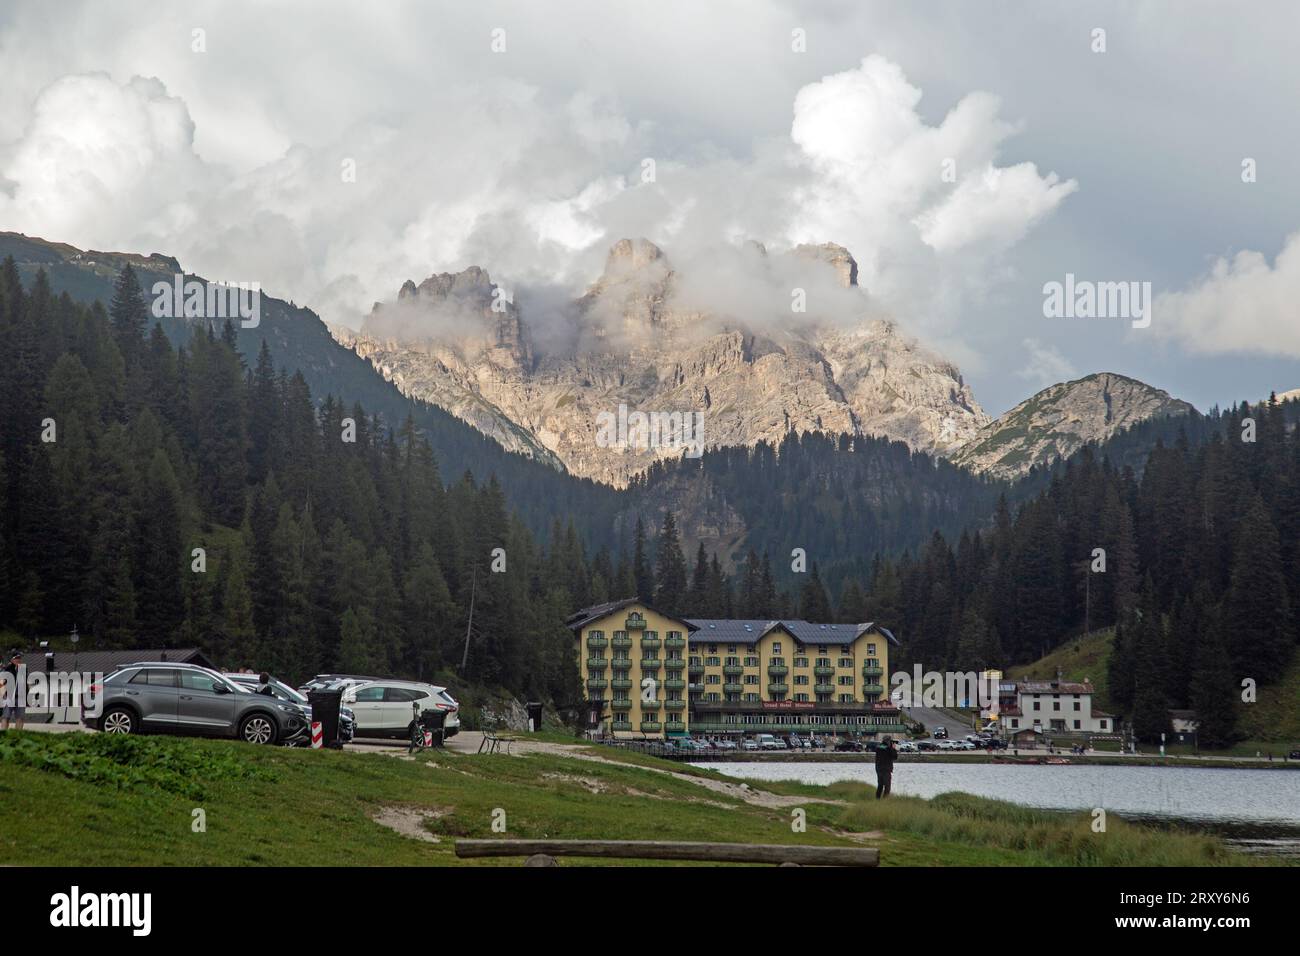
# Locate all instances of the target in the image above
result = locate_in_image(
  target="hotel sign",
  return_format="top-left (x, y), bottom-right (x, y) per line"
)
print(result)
top-left (761, 701), bottom-right (815, 711)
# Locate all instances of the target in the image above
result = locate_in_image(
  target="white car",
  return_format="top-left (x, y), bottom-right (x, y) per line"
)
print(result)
top-left (341, 680), bottom-right (460, 740)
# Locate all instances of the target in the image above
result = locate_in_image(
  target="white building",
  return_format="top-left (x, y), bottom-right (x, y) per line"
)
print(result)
top-left (993, 679), bottom-right (1114, 735)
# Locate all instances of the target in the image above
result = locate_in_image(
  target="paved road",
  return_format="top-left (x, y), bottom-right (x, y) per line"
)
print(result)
top-left (902, 705), bottom-right (974, 738)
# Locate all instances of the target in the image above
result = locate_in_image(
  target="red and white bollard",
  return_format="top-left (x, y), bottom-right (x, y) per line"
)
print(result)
top-left (311, 721), bottom-right (323, 749)
top-left (423, 729), bottom-right (433, 747)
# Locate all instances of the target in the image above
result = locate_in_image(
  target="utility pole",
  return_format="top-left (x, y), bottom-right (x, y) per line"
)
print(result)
top-left (460, 563), bottom-right (478, 672)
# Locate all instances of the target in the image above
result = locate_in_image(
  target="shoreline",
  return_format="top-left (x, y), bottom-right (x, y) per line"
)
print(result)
top-left (679, 752), bottom-right (1300, 770)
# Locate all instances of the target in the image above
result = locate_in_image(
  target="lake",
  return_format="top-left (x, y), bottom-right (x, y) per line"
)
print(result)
top-left (696, 761), bottom-right (1300, 857)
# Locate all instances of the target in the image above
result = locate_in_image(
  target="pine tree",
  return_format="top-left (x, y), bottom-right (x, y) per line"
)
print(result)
top-left (653, 512), bottom-right (688, 616)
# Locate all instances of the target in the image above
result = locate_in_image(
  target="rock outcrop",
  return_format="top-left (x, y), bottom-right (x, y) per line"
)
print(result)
top-left (331, 239), bottom-right (990, 487)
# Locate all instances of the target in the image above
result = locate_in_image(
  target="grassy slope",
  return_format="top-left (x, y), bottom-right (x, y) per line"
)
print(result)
top-left (0, 732), bottom-right (1264, 867)
top-left (1007, 629), bottom-right (1300, 751)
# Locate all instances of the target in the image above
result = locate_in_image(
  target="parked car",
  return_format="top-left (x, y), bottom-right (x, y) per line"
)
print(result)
top-left (834, 738), bottom-right (863, 752)
top-left (713, 739), bottom-right (738, 751)
top-left (299, 674), bottom-right (378, 694)
top-left (83, 662), bottom-right (309, 745)
top-left (917, 739), bottom-right (939, 751)
top-left (340, 680), bottom-right (460, 740)
top-left (932, 726), bottom-right (948, 739)
top-left (1289, 749), bottom-right (1300, 760)
top-left (896, 740), bottom-right (918, 753)
top-left (953, 740), bottom-right (977, 750)
top-left (225, 673), bottom-right (355, 743)
top-left (741, 738), bottom-right (760, 751)
top-left (754, 733), bottom-right (785, 750)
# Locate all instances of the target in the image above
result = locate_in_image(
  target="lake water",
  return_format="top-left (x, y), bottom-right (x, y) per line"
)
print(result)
top-left (697, 761), bottom-right (1300, 857)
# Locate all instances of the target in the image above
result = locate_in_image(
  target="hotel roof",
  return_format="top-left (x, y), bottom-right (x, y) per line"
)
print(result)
top-left (686, 619), bottom-right (899, 647)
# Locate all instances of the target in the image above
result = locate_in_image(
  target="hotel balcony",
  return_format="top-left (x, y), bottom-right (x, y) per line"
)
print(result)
top-left (612, 677), bottom-right (633, 692)
top-left (665, 635), bottom-right (687, 650)
top-left (665, 720), bottom-right (687, 733)
top-left (664, 658), bottom-right (686, 672)
top-left (640, 635), bottom-right (661, 651)
top-left (587, 634), bottom-right (608, 650)
top-left (665, 677), bottom-right (686, 691)
top-left (611, 697), bottom-right (633, 710)
top-left (688, 663), bottom-right (704, 677)
top-left (814, 665), bottom-right (834, 677)
top-left (767, 682), bottom-right (789, 695)
top-left (612, 635), bottom-right (633, 649)
top-left (664, 699), bottom-right (686, 712)
top-left (640, 721), bottom-right (662, 733)
top-left (587, 678), bottom-right (608, 693)
top-left (862, 663), bottom-right (884, 678)
top-left (612, 720), bottom-right (633, 732)
top-left (863, 683), bottom-right (885, 695)
top-left (724, 682), bottom-right (743, 694)
top-left (641, 699), bottom-right (661, 711)
top-left (587, 657), bottom-right (607, 671)
top-left (640, 659), bottom-right (661, 672)
top-left (815, 682), bottom-right (835, 694)
top-left (723, 664), bottom-right (743, 677)
top-left (768, 664), bottom-right (788, 677)
top-left (611, 658), bottom-right (632, 672)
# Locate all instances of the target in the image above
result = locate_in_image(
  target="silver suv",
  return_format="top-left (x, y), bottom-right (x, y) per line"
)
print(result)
top-left (82, 663), bottom-right (310, 745)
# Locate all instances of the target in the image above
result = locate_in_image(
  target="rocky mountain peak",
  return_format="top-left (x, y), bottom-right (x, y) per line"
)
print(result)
top-left (951, 371), bottom-right (1196, 479)
top-left (794, 242), bottom-right (859, 288)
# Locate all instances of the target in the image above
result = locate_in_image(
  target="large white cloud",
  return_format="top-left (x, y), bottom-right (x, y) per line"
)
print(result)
top-left (0, 53), bottom-right (1074, 339)
top-left (1153, 234), bottom-right (1300, 357)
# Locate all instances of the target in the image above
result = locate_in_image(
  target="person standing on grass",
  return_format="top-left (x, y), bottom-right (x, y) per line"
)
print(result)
top-left (1, 650), bottom-right (24, 731)
top-left (875, 735), bottom-right (898, 799)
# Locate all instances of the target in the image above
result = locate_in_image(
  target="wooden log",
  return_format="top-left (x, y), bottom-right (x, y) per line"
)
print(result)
top-left (455, 839), bottom-right (878, 866)
top-left (523, 853), bottom-right (558, 867)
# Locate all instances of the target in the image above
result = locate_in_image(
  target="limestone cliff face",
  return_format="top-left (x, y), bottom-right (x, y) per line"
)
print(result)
top-left (330, 239), bottom-right (990, 487)
top-left (950, 372), bottom-right (1197, 480)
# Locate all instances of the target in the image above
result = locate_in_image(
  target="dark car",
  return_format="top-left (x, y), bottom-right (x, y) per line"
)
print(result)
top-left (1289, 749), bottom-right (1300, 760)
top-left (83, 662), bottom-right (310, 745)
top-left (932, 726), bottom-right (948, 739)
top-left (225, 673), bottom-right (355, 743)
top-left (834, 738), bottom-right (863, 752)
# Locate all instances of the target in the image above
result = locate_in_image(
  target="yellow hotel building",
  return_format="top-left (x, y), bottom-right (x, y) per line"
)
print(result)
top-left (566, 599), bottom-right (905, 740)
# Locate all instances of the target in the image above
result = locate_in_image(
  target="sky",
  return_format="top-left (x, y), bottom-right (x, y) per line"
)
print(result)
top-left (1, 0), bottom-right (1297, 416)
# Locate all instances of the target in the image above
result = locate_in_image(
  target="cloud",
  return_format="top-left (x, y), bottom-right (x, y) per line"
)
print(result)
top-left (0, 48), bottom-right (1073, 344)
top-left (1018, 338), bottom-right (1077, 390)
top-left (1152, 233), bottom-right (1300, 357)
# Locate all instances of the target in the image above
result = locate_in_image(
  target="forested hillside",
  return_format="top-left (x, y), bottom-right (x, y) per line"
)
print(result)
top-left (855, 401), bottom-right (1299, 744)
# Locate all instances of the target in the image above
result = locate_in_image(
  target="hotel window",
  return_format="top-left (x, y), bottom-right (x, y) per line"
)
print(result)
top-left (708, 644), bottom-right (717, 654)
top-left (772, 642), bottom-right (782, 654)
top-left (1032, 699), bottom-right (1040, 710)
top-left (838, 675), bottom-right (854, 686)
top-left (706, 693), bottom-right (720, 702)
top-left (590, 630), bottom-right (603, 639)
top-left (838, 657), bottom-right (853, 668)
top-left (867, 644), bottom-right (876, 654)
top-left (744, 674), bottom-right (759, 685)
top-left (1073, 720), bottom-right (1081, 729)
top-left (689, 656), bottom-right (701, 666)
top-left (744, 693), bottom-right (760, 702)
top-left (706, 656), bottom-right (720, 666)
top-left (668, 630), bottom-right (681, 640)
top-left (615, 712), bottom-right (628, 722)
top-left (1073, 700), bottom-right (1081, 711)
top-left (769, 657), bottom-right (785, 667)
top-left (794, 675), bottom-right (809, 685)
top-left (816, 657), bottom-right (830, 667)
top-left (1053, 699), bottom-right (1060, 711)
top-left (706, 674), bottom-right (720, 684)
top-left (728, 644), bottom-right (737, 653)
top-left (725, 656), bottom-right (740, 667)
top-left (1100, 719), bottom-right (1108, 730)
top-left (794, 657), bottom-right (808, 667)
top-left (839, 694), bottom-right (853, 703)
top-left (744, 656), bottom-right (759, 667)
top-left (1010, 718), bottom-right (1019, 728)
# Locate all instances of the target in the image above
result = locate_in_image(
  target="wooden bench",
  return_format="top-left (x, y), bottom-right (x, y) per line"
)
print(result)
top-left (455, 839), bottom-right (879, 867)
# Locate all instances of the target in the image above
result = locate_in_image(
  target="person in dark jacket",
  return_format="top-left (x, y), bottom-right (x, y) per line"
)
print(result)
top-left (874, 735), bottom-right (898, 799)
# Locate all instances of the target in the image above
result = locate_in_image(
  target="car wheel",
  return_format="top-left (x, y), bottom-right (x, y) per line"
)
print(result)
top-left (101, 707), bottom-right (137, 735)
top-left (239, 714), bottom-right (278, 745)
